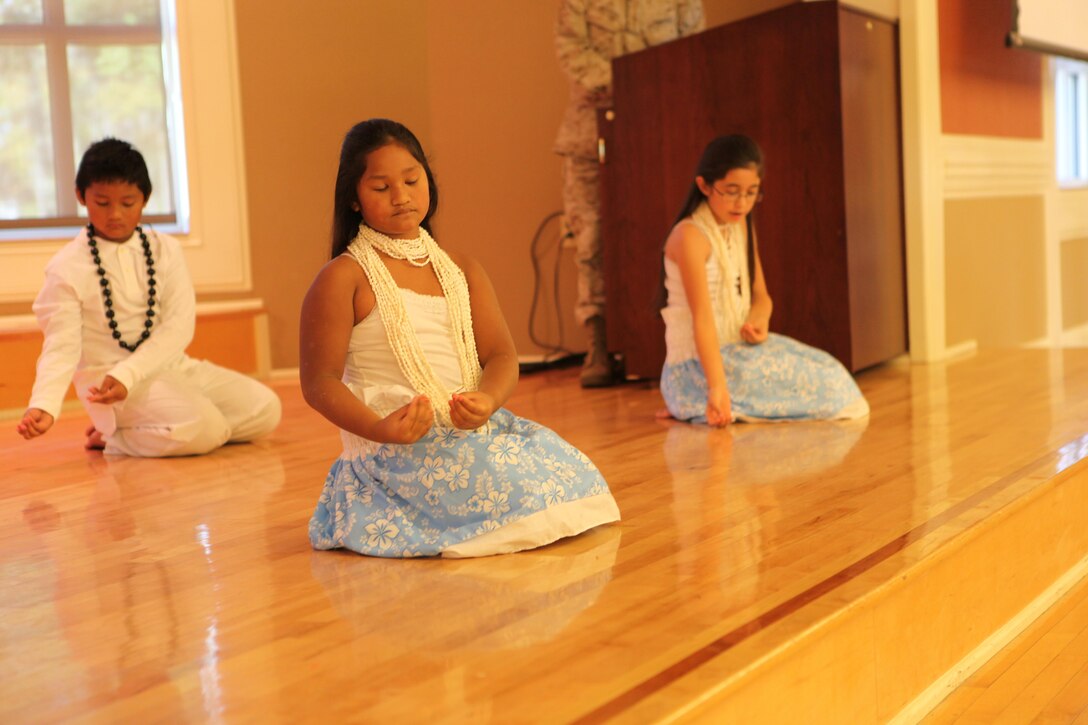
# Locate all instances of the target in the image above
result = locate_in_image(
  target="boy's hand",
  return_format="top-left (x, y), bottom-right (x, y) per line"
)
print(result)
top-left (87, 375), bottom-right (128, 405)
top-left (367, 395), bottom-right (434, 444)
top-left (450, 392), bottom-right (496, 430)
top-left (17, 408), bottom-right (55, 440)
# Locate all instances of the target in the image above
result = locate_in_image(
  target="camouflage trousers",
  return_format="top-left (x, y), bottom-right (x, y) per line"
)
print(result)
top-left (561, 154), bottom-right (606, 326)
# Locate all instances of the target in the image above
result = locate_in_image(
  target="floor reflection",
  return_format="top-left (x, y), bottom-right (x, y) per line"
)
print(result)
top-left (310, 526), bottom-right (622, 652)
top-left (661, 419), bottom-right (869, 604)
top-left (0, 442), bottom-right (287, 721)
top-left (662, 418), bottom-right (869, 483)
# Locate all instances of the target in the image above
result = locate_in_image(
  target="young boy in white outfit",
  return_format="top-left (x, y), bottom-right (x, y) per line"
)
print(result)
top-left (17, 138), bottom-right (281, 456)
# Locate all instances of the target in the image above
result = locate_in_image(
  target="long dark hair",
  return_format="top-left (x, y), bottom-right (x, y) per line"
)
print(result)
top-left (660, 135), bottom-right (765, 307)
top-left (672, 135), bottom-right (763, 226)
top-left (330, 119), bottom-right (439, 259)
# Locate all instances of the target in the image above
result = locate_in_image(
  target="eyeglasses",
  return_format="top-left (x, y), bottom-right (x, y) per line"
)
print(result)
top-left (711, 185), bottom-right (763, 204)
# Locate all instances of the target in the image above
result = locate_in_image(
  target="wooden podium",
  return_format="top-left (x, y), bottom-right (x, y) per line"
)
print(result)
top-left (599, 1), bottom-right (906, 378)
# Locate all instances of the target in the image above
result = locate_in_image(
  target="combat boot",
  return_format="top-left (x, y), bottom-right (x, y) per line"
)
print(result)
top-left (580, 315), bottom-right (614, 388)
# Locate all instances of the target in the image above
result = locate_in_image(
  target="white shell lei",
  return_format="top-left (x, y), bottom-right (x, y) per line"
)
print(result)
top-left (346, 224), bottom-right (482, 427)
top-left (691, 201), bottom-right (751, 341)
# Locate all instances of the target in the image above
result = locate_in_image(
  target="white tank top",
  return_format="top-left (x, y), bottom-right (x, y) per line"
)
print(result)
top-left (342, 289), bottom-right (464, 417)
top-left (661, 218), bottom-right (749, 364)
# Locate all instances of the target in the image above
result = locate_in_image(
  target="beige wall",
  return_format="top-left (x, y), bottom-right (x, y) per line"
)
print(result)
top-left (936, 0), bottom-right (1056, 350)
top-left (944, 197), bottom-right (1047, 348)
top-left (234, 1), bottom-right (432, 370)
top-left (1063, 238), bottom-right (1088, 331)
top-left (704, 0), bottom-right (792, 28)
top-left (232, 0), bottom-right (583, 370)
top-left (424, 2), bottom-right (577, 363)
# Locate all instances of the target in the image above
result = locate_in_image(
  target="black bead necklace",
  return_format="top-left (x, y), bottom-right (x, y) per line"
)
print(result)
top-left (87, 223), bottom-right (157, 352)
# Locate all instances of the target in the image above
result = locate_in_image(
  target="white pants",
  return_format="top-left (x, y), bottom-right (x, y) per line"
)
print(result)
top-left (74, 357), bottom-right (282, 457)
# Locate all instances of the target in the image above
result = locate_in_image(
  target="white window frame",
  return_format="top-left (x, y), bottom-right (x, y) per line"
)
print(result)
top-left (1055, 57), bottom-right (1088, 188)
top-left (0, 1), bottom-right (252, 303)
top-left (0, 0), bottom-right (189, 239)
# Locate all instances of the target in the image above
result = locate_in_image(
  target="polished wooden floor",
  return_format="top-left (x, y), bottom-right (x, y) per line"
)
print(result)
top-left (4, 350), bottom-right (1088, 722)
top-left (924, 572), bottom-right (1088, 723)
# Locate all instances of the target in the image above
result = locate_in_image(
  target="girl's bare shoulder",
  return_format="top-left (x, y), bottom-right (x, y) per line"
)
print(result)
top-left (314, 254), bottom-right (367, 287)
top-left (442, 246), bottom-right (487, 280)
top-left (304, 255), bottom-right (373, 313)
top-left (664, 220), bottom-right (711, 261)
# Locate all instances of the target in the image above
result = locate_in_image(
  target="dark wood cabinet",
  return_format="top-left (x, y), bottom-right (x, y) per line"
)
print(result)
top-left (599, 2), bottom-right (906, 378)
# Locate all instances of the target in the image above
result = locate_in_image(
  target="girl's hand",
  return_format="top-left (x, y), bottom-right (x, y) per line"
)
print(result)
top-left (368, 395), bottom-right (434, 444)
top-left (450, 391), bottom-right (496, 430)
top-left (740, 317), bottom-right (769, 345)
top-left (706, 385), bottom-right (732, 427)
top-left (87, 375), bottom-right (129, 404)
top-left (17, 408), bottom-right (55, 440)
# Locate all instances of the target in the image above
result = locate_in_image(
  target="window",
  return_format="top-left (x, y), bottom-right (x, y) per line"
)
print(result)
top-left (0, 0), bottom-right (187, 238)
top-left (1056, 57), bottom-right (1088, 187)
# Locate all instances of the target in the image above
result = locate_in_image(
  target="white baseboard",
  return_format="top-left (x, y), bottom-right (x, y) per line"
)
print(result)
top-left (269, 367), bottom-right (300, 381)
top-left (943, 339), bottom-right (978, 360)
top-left (518, 352), bottom-right (581, 365)
top-left (1061, 323), bottom-right (1088, 348)
top-left (1023, 336), bottom-right (1055, 349)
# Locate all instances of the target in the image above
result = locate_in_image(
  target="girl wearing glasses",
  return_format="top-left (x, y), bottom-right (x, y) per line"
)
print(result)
top-left (659, 135), bottom-right (868, 425)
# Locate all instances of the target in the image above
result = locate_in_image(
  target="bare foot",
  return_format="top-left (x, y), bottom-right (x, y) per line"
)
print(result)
top-left (85, 425), bottom-right (106, 450)
top-left (654, 408), bottom-right (674, 420)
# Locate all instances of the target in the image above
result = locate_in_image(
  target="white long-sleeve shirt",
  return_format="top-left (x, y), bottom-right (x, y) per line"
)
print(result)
top-left (28, 227), bottom-right (196, 419)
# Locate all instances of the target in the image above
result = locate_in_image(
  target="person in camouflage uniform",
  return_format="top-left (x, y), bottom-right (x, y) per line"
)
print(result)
top-left (555, 0), bottom-right (705, 387)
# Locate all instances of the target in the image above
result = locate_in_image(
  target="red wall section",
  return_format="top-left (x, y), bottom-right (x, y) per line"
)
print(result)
top-left (939, 0), bottom-right (1043, 138)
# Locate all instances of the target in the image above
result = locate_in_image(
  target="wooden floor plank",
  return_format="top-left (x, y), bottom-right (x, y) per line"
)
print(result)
top-left (993, 622), bottom-right (1088, 724)
top-left (4, 350), bottom-right (1088, 721)
top-left (924, 555), bottom-right (1088, 724)
top-left (1039, 660), bottom-right (1088, 722)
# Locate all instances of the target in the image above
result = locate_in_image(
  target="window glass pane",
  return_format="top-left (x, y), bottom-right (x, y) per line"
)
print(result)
top-left (1078, 74), bottom-right (1087, 180)
top-left (67, 44), bottom-right (173, 215)
top-left (64, 0), bottom-right (159, 26)
top-left (0, 0), bottom-right (43, 24)
top-left (0, 45), bottom-right (56, 219)
top-left (1056, 61), bottom-right (1088, 186)
top-left (1057, 70), bottom-right (1074, 182)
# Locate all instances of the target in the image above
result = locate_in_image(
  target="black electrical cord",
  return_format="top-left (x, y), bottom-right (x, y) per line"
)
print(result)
top-left (526, 210), bottom-right (577, 370)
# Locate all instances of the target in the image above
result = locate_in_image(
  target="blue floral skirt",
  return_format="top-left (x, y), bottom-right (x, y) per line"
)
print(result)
top-left (660, 333), bottom-right (868, 423)
top-left (309, 408), bottom-right (619, 558)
